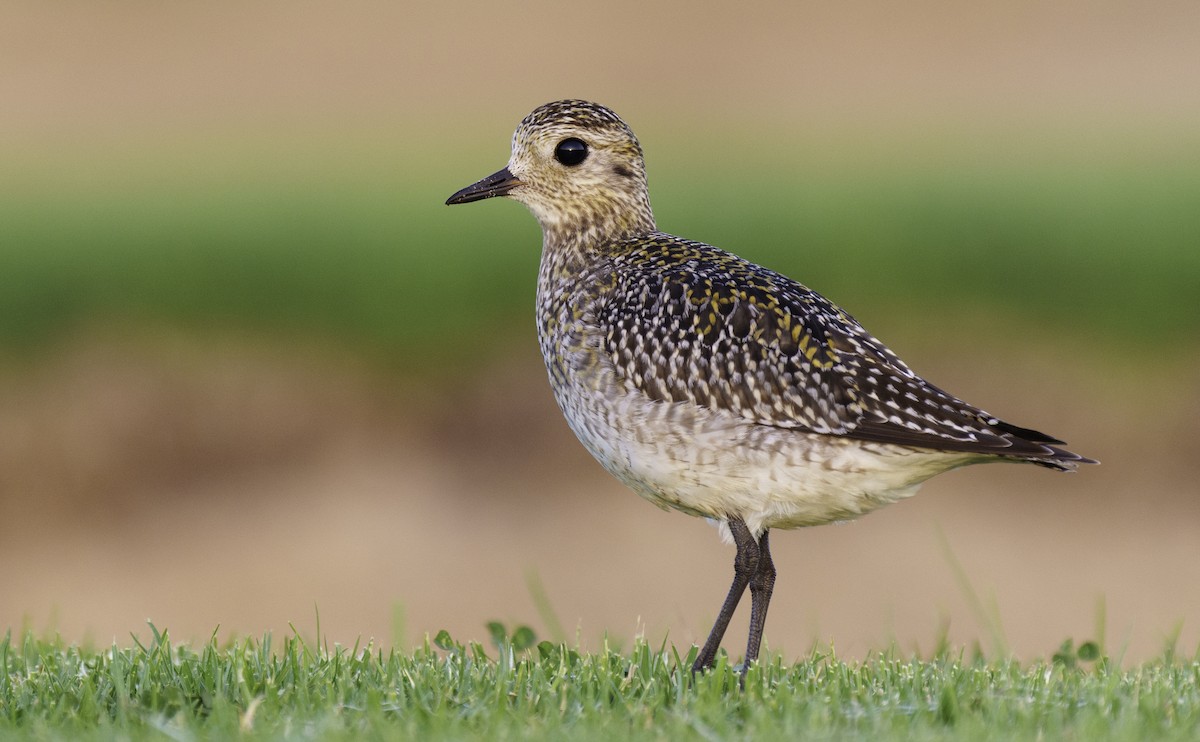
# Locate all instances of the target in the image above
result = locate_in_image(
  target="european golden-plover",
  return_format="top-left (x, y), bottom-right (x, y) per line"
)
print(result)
top-left (446, 100), bottom-right (1095, 674)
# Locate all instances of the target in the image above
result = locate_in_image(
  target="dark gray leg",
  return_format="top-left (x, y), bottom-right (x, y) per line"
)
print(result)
top-left (691, 517), bottom-right (759, 673)
top-left (744, 528), bottom-right (776, 667)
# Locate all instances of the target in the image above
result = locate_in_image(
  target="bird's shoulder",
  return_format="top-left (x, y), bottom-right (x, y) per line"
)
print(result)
top-left (593, 232), bottom-right (1061, 457)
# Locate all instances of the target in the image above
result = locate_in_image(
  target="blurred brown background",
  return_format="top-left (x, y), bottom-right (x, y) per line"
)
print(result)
top-left (1, 1), bottom-right (1198, 661)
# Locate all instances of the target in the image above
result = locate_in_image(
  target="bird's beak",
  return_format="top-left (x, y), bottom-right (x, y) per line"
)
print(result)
top-left (445, 166), bottom-right (523, 205)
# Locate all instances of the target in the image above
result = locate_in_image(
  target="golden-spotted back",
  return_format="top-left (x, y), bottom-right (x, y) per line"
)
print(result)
top-left (597, 232), bottom-right (1088, 465)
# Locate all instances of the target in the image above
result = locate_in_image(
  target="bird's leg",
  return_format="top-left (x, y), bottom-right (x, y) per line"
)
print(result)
top-left (744, 528), bottom-right (776, 669)
top-left (691, 517), bottom-right (759, 673)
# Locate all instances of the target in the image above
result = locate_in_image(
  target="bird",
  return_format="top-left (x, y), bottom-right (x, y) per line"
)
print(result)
top-left (445, 99), bottom-right (1096, 675)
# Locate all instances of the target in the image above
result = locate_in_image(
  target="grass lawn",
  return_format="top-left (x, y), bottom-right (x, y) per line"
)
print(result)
top-left (3, 626), bottom-right (1198, 740)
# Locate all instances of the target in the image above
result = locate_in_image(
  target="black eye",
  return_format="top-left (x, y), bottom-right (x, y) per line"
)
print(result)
top-left (554, 138), bottom-right (588, 166)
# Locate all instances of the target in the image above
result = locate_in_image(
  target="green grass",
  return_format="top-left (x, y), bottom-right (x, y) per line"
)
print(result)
top-left (1, 129), bottom-right (1197, 375)
top-left (3, 626), bottom-right (1199, 740)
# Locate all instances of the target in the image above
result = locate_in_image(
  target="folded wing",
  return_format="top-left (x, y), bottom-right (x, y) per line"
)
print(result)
top-left (600, 235), bottom-right (1094, 469)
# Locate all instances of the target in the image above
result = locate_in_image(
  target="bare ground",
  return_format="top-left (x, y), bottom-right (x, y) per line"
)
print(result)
top-left (2, 334), bottom-right (1197, 662)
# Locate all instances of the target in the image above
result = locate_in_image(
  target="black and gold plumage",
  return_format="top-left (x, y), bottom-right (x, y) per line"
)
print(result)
top-left (599, 233), bottom-right (1085, 464)
top-left (447, 99), bottom-right (1095, 675)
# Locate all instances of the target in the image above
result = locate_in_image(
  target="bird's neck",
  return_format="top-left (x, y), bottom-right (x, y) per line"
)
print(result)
top-left (537, 195), bottom-right (656, 273)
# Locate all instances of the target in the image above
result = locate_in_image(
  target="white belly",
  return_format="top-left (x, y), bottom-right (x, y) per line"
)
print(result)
top-left (553, 371), bottom-right (974, 536)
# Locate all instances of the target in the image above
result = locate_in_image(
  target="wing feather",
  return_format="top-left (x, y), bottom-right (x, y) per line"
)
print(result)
top-left (599, 234), bottom-right (1092, 467)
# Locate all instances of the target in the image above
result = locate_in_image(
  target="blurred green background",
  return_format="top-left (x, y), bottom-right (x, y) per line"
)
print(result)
top-left (1, 1), bottom-right (1197, 660)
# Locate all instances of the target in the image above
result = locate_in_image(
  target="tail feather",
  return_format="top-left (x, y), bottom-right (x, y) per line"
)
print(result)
top-left (1027, 444), bottom-right (1098, 471)
top-left (848, 416), bottom-right (1098, 470)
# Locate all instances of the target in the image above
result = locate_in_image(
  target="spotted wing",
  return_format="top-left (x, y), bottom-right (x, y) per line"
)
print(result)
top-left (600, 236), bottom-right (1086, 464)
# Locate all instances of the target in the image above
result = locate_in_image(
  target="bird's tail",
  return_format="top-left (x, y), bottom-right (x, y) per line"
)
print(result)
top-left (992, 420), bottom-right (1098, 471)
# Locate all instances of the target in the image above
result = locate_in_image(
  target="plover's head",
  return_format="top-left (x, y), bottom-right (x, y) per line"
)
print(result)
top-left (447, 100), bottom-right (655, 240)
